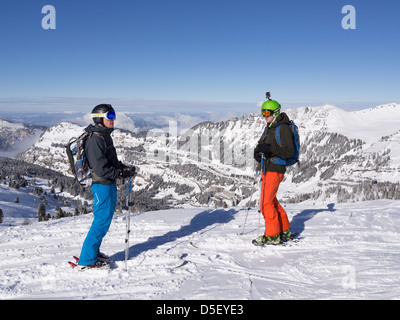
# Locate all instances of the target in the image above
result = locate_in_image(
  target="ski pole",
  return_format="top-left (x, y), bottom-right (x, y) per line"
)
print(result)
top-left (240, 170), bottom-right (259, 235)
top-left (241, 153), bottom-right (265, 235)
top-left (257, 153), bottom-right (265, 236)
top-left (124, 177), bottom-right (132, 271)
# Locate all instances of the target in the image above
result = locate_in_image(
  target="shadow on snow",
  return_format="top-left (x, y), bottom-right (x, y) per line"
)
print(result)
top-left (290, 203), bottom-right (336, 235)
top-left (111, 208), bottom-right (238, 262)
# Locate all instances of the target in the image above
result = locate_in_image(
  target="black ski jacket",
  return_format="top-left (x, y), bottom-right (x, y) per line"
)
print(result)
top-left (254, 112), bottom-right (294, 174)
top-left (84, 124), bottom-right (123, 185)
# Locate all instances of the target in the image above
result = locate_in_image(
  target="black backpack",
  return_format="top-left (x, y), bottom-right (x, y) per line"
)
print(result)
top-left (65, 132), bottom-right (101, 187)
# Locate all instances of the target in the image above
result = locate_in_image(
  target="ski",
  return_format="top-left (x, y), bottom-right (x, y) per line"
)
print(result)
top-left (252, 232), bottom-right (300, 247)
top-left (68, 256), bottom-right (111, 271)
top-left (73, 254), bottom-right (113, 264)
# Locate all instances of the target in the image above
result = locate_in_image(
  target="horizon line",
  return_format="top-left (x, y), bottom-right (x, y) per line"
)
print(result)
top-left (0, 96), bottom-right (398, 113)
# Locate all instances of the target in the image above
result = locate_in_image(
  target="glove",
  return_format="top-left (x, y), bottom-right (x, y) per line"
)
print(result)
top-left (254, 143), bottom-right (272, 162)
top-left (121, 165), bottom-right (137, 178)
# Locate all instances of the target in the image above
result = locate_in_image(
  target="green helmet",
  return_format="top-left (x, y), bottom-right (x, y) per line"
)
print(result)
top-left (261, 100), bottom-right (281, 117)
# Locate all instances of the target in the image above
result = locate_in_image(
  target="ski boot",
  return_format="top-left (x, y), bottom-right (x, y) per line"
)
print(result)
top-left (97, 252), bottom-right (113, 263)
top-left (252, 234), bottom-right (281, 246)
top-left (281, 229), bottom-right (291, 242)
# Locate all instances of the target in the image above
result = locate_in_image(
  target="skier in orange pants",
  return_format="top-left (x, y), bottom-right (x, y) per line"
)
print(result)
top-left (260, 171), bottom-right (291, 239)
top-left (253, 97), bottom-right (295, 245)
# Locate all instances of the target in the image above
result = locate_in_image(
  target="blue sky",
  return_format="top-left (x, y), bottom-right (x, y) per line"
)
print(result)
top-left (0, 0), bottom-right (399, 114)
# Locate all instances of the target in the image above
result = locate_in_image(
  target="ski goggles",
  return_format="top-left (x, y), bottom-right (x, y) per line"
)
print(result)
top-left (261, 109), bottom-right (273, 117)
top-left (261, 108), bottom-right (280, 117)
top-left (91, 111), bottom-right (116, 120)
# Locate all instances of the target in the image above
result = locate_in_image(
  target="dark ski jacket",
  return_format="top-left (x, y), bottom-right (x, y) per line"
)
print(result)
top-left (254, 112), bottom-right (294, 174)
top-left (84, 124), bottom-right (123, 185)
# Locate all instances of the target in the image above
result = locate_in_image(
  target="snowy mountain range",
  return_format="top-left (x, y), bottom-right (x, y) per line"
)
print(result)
top-left (12, 103), bottom-right (400, 207)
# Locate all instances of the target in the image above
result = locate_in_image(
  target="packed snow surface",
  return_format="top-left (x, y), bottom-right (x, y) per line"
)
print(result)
top-left (1, 198), bottom-right (400, 300)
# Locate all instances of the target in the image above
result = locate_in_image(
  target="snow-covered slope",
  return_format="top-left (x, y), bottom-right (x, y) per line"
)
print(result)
top-left (328, 103), bottom-right (400, 143)
top-left (2, 129), bottom-right (400, 300)
top-left (1, 197), bottom-right (400, 300)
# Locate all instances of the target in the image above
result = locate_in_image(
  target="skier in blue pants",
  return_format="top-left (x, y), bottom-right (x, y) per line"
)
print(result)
top-left (78, 184), bottom-right (117, 265)
top-left (78, 104), bottom-right (136, 270)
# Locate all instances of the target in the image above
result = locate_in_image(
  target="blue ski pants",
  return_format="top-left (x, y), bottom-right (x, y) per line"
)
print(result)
top-left (79, 183), bottom-right (117, 265)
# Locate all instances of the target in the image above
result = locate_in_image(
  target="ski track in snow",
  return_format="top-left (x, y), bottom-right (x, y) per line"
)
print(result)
top-left (1, 200), bottom-right (400, 300)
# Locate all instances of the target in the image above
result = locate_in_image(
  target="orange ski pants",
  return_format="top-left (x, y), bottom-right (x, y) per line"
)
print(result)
top-left (260, 171), bottom-right (290, 237)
